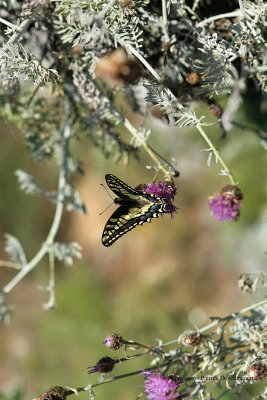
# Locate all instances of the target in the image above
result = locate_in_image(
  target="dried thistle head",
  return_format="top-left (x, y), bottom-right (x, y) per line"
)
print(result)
top-left (33, 386), bottom-right (66, 400)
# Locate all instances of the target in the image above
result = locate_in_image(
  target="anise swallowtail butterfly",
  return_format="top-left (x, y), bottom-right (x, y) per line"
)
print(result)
top-left (102, 174), bottom-right (173, 247)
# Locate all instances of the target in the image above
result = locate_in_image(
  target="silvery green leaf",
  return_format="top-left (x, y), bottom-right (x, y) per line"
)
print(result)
top-left (15, 170), bottom-right (43, 196)
top-left (4, 233), bottom-right (27, 267)
top-left (208, 340), bottom-right (215, 353)
top-left (48, 242), bottom-right (82, 266)
top-left (64, 183), bottom-right (87, 215)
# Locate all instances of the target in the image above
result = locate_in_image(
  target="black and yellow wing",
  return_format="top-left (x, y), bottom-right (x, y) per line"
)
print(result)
top-left (102, 174), bottom-right (166, 247)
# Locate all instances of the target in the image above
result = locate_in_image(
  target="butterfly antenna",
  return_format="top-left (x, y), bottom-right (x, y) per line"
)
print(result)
top-left (99, 201), bottom-right (114, 216)
top-left (100, 183), bottom-right (114, 200)
top-left (99, 184), bottom-right (115, 216)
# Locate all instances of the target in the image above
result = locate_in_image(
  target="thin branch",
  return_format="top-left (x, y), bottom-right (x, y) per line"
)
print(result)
top-left (196, 10), bottom-right (241, 28)
top-left (123, 117), bottom-right (172, 179)
top-left (5, 18), bottom-right (32, 46)
top-left (161, 0), bottom-right (170, 42)
top-left (126, 44), bottom-right (162, 83)
top-left (1, 121), bottom-right (71, 296)
top-left (0, 260), bottom-right (21, 270)
top-left (0, 17), bottom-right (16, 29)
top-left (42, 250), bottom-right (56, 310)
top-left (96, 0), bottom-right (117, 19)
top-left (159, 298), bottom-right (267, 348)
top-left (196, 124), bottom-right (237, 185)
top-left (124, 45), bottom-right (237, 186)
top-left (91, 76), bottom-right (176, 180)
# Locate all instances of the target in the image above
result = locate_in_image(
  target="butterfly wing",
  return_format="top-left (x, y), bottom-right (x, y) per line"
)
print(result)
top-left (105, 174), bottom-right (141, 198)
top-left (102, 175), bottom-right (166, 247)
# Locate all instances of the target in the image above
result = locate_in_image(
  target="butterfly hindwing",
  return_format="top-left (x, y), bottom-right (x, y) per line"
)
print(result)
top-left (102, 174), bottom-right (166, 247)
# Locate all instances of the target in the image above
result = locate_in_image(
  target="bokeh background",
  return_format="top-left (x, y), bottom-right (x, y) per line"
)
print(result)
top-left (0, 96), bottom-right (266, 399)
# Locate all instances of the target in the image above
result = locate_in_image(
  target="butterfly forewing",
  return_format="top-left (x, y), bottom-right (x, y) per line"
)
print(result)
top-left (105, 174), bottom-right (141, 198)
top-left (102, 174), bottom-right (166, 247)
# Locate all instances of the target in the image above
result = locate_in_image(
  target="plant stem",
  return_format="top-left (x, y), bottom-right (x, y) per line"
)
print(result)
top-left (161, 0), bottom-right (170, 42)
top-left (1, 122), bottom-right (70, 296)
top-left (91, 76), bottom-right (175, 180)
top-left (42, 250), bottom-right (56, 310)
top-left (126, 44), bottom-right (162, 83)
top-left (6, 18), bottom-right (32, 46)
top-left (196, 124), bottom-right (237, 185)
top-left (125, 46), bottom-right (236, 185)
top-left (97, 0), bottom-right (117, 19)
top-left (0, 17), bottom-right (16, 29)
top-left (0, 261), bottom-right (21, 270)
top-left (123, 117), bottom-right (171, 179)
top-left (196, 10), bottom-right (241, 28)
top-left (160, 298), bottom-right (267, 348)
top-left (124, 339), bottom-right (166, 357)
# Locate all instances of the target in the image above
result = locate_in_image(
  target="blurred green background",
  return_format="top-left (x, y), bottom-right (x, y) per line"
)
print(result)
top-left (0, 99), bottom-right (266, 399)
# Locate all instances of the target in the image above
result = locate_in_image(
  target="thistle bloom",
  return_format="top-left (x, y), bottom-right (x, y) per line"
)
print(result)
top-left (142, 370), bottom-right (180, 400)
top-left (142, 181), bottom-right (178, 218)
top-left (208, 185), bottom-right (243, 221)
top-left (87, 356), bottom-right (115, 374)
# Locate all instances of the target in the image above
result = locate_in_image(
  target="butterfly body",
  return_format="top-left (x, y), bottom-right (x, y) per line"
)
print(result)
top-left (102, 174), bottom-right (169, 247)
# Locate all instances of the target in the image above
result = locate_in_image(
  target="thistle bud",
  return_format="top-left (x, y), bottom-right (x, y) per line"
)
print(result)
top-left (104, 333), bottom-right (124, 350)
top-left (184, 332), bottom-right (202, 347)
top-left (208, 103), bottom-right (222, 118)
top-left (88, 356), bottom-right (115, 374)
top-left (247, 362), bottom-right (267, 381)
top-left (186, 72), bottom-right (200, 85)
top-left (149, 105), bottom-right (164, 119)
top-left (33, 386), bottom-right (66, 400)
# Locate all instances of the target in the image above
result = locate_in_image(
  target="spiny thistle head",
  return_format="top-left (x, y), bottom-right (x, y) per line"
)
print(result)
top-left (104, 333), bottom-right (124, 350)
top-left (208, 103), bottom-right (222, 118)
top-left (184, 332), bottom-right (202, 347)
top-left (142, 370), bottom-right (181, 400)
top-left (208, 185), bottom-right (243, 221)
top-left (247, 362), bottom-right (267, 381)
top-left (34, 386), bottom-right (66, 400)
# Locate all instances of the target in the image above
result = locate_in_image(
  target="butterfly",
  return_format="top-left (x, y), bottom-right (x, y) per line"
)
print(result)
top-left (102, 174), bottom-right (172, 247)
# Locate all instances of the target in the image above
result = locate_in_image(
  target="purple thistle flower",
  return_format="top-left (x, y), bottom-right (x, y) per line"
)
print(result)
top-left (87, 356), bottom-right (115, 374)
top-left (143, 181), bottom-right (177, 200)
top-left (142, 181), bottom-right (178, 218)
top-left (208, 185), bottom-right (243, 222)
top-left (142, 370), bottom-right (180, 400)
